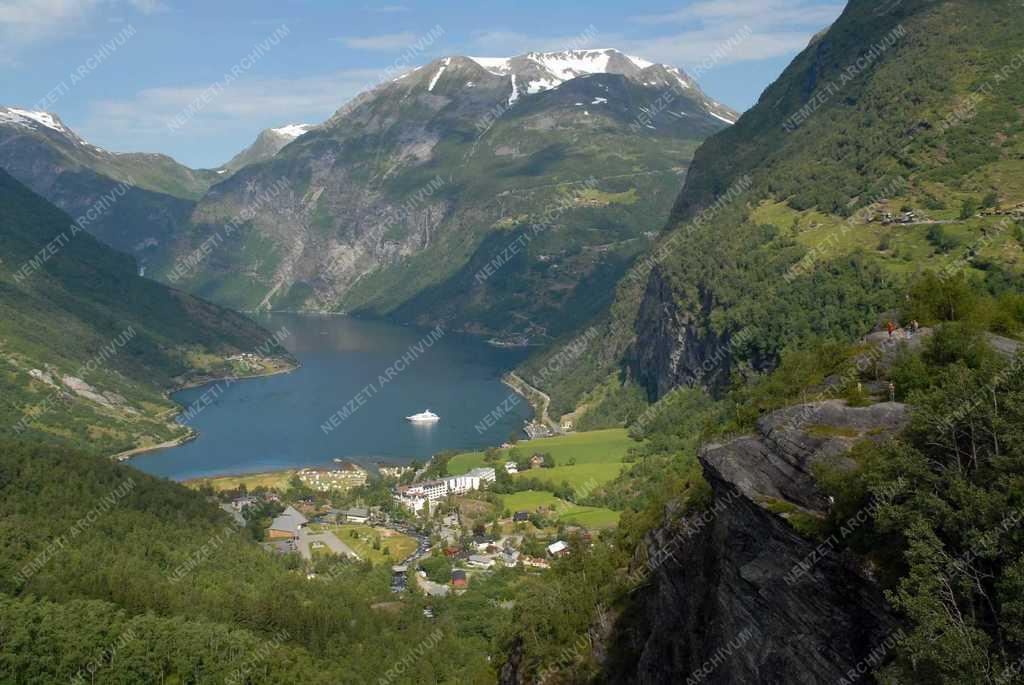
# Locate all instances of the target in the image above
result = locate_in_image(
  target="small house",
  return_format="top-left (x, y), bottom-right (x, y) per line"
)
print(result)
top-left (505, 461), bottom-right (519, 475)
top-left (452, 570), bottom-right (468, 588)
top-left (468, 555), bottom-right (495, 569)
top-left (342, 507), bottom-right (370, 524)
top-left (513, 511), bottom-right (530, 522)
top-left (529, 454), bottom-right (546, 469)
top-left (268, 506), bottom-right (308, 540)
top-left (547, 540), bottom-right (569, 558)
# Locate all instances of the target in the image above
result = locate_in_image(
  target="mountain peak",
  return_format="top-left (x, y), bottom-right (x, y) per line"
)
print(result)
top-left (0, 107), bottom-right (67, 134)
top-left (465, 48), bottom-right (656, 80)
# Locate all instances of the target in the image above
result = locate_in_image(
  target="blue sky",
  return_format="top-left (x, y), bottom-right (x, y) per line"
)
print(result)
top-left (2, 0), bottom-right (846, 168)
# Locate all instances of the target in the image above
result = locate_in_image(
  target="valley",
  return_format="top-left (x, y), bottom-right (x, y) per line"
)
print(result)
top-left (4, 1), bottom-right (1024, 683)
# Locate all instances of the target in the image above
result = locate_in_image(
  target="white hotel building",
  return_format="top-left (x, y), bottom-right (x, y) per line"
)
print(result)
top-left (394, 467), bottom-right (496, 512)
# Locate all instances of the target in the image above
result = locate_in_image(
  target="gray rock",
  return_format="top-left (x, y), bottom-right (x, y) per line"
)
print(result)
top-left (612, 400), bottom-right (908, 684)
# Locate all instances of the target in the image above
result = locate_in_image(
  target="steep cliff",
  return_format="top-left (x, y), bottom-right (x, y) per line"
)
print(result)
top-left (609, 400), bottom-right (908, 683)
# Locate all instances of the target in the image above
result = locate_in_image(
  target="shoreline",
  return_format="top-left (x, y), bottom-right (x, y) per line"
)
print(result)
top-left (113, 430), bottom-right (197, 462)
top-left (169, 358), bottom-right (302, 393)
top-left (503, 372), bottom-right (556, 431)
top-left (110, 357), bottom-right (301, 464)
top-left (182, 468), bottom-right (300, 488)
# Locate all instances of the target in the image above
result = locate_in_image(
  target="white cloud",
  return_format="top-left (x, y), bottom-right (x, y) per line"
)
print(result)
top-left (632, 0), bottom-right (841, 27)
top-left (0, 0), bottom-right (98, 63)
top-left (336, 31), bottom-right (420, 51)
top-left (127, 0), bottom-right (168, 14)
top-left (0, 0), bottom-right (167, 62)
top-left (625, 0), bottom-right (844, 66)
top-left (0, 0), bottom-right (96, 25)
top-left (76, 68), bottom-right (384, 157)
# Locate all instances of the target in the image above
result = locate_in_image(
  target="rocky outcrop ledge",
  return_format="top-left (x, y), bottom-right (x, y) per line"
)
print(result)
top-left (615, 400), bottom-right (909, 684)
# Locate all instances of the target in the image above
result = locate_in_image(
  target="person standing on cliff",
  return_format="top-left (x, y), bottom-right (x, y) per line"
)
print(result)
top-left (887, 320), bottom-right (897, 338)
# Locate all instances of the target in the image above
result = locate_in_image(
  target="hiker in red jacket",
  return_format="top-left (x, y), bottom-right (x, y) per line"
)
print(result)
top-left (887, 321), bottom-right (896, 338)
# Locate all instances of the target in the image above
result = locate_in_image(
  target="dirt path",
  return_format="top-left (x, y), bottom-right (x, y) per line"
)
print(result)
top-left (112, 432), bottom-right (195, 461)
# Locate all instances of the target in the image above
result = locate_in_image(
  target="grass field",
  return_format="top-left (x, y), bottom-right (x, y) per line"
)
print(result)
top-left (497, 490), bottom-right (620, 529)
top-left (185, 470), bottom-right (295, 492)
top-left (446, 430), bottom-right (638, 530)
top-left (557, 507), bottom-right (620, 528)
top-left (334, 524), bottom-right (418, 565)
top-left (498, 490), bottom-right (564, 512)
top-left (514, 463), bottom-right (626, 495)
top-left (448, 429), bottom-right (636, 475)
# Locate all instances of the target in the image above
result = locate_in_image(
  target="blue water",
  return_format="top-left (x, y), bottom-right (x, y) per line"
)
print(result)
top-left (132, 314), bottom-right (533, 481)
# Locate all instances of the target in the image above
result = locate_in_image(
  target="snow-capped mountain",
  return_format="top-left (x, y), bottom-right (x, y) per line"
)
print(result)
top-left (177, 47), bottom-right (739, 335)
top-left (220, 123), bottom-right (314, 174)
top-left (0, 105), bottom-right (218, 263)
top-left (0, 47), bottom-right (742, 344)
top-left (384, 48), bottom-right (737, 124)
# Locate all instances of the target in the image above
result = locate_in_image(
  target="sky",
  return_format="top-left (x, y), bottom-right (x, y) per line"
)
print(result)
top-left (2, 0), bottom-right (847, 169)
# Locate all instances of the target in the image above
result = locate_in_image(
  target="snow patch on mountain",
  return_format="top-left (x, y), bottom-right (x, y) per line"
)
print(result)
top-left (508, 74), bottom-right (520, 105)
top-left (428, 58), bottom-right (450, 92)
top-left (468, 56), bottom-right (511, 75)
top-left (462, 49), bottom-right (711, 106)
top-left (271, 124), bottom-right (312, 139)
top-left (0, 107), bottom-right (66, 133)
top-left (709, 111), bottom-right (736, 125)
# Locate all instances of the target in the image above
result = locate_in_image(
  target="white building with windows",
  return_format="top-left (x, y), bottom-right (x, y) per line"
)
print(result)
top-left (393, 469), bottom-right (495, 512)
top-left (467, 467), bottom-right (497, 483)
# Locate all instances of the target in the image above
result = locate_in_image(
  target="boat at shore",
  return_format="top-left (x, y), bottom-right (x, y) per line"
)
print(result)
top-left (406, 409), bottom-right (440, 423)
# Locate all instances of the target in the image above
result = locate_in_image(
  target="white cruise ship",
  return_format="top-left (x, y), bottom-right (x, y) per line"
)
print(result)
top-left (406, 409), bottom-right (440, 423)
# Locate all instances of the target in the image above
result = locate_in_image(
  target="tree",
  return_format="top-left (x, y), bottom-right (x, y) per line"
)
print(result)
top-left (959, 197), bottom-right (979, 220)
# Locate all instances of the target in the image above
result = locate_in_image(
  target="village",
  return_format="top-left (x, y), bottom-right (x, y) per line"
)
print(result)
top-left (195, 437), bottom-right (620, 599)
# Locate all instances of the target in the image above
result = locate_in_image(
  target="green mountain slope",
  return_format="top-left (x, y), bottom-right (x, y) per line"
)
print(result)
top-left (0, 107), bottom-right (220, 271)
top-left (539, 0), bottom-right (1024, 424)
top-left (0, 169), bottom-right (289, 455)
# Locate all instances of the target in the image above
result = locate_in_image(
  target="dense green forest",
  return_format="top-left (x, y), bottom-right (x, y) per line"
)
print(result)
top-left (0, 439), bottom-right (507, 683)
top-left (0, 169), bottom-right (292, 455)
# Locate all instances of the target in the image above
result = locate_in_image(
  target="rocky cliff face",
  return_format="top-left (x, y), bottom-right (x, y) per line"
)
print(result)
top-left (631, 264), bottom-right (729, 398)
top-left (610, 400), bottom-right (907, 684)
top-left (629, 262), bottom-right (767, 399)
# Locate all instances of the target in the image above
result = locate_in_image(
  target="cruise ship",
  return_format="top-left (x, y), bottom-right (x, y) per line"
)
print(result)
top-left (406, 409), bottom-right (440, 423)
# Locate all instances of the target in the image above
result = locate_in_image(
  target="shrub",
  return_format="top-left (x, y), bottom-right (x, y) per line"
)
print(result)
top-left (926, 225), bottom-right (960, 253)
top-left (959, 198), bottom-right (979, 220)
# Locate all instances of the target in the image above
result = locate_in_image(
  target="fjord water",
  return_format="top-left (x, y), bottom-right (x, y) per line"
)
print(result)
top-left (132, 314), bottom-right (532, 481)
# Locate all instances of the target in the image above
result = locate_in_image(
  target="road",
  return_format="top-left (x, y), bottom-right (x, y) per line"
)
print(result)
top-left (415, 573), bottom-right (450, 597)
top-left (505, 372), bottom-right (560, 433)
